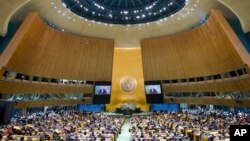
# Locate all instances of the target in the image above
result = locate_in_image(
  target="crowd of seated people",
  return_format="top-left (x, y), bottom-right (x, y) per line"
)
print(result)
top-left (1, 107), bottom-right (250, 141)
top-left (0, 110), bottom-right (124, 141)
top-left (131, 109), bottom-right (250, 141)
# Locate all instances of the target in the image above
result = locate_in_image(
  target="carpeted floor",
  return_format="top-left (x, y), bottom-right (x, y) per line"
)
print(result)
top-left (117, 117), bottom-right (131, 141)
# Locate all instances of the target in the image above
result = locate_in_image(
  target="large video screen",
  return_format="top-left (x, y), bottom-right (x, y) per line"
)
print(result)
top-left (95, 85), bottom-right (111, 95)
top-left (145, 85), bottom-right (161, 94)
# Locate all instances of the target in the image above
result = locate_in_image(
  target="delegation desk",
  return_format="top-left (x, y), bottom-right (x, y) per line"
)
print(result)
top-left (116, 108), bottom-right (141, 115)
top-left (164, 122), bottom-right (230, 141)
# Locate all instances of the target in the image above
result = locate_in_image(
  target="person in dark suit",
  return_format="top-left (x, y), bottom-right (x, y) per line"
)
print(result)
top-left (149, 86), bottom-right (158, 94)
top-left (98, 86), bottom-right (107, 94)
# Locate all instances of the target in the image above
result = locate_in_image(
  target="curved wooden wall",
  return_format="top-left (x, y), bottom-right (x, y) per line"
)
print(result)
top-left (164, 97), bottom-right (250, 108)
top-left (163, 78), bottom-right (250, 92)
top-left (0, 7), bottom-right (35, 70)
top-left (14, 99), bottom-right (92, 109)
top-left (4, 12), bottom-right (114, 81)
top-left (0, 81), bottom-right (93, 94)
top-left (141, 9), bottom-right (249, 81)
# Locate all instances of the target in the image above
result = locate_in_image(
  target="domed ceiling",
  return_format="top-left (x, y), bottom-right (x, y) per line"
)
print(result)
top-left (61, 0), bottom-right (186, 25)
top-left (1, 0), bottom-right (250, 47)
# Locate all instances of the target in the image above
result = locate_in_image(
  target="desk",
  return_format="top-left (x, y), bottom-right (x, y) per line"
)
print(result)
top-left (115, 108), bottom-right (141, 115)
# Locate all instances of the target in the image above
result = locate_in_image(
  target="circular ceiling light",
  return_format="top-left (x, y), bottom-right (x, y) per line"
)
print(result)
top-left (61, 0), bottom-right (186, 25)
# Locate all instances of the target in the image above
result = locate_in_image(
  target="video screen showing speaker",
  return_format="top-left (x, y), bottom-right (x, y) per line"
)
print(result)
top-left (93, 81), bottom-right (111, 104)
top-left (145, 85), bottom-right (161, 94)
top-left (145, 81), bottom-right (163, 103)
top-left (95, 86), bottom-right (111, 95)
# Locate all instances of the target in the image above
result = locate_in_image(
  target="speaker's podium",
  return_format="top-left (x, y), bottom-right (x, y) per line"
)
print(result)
top-left (115, 103), bottom-right (141, 115)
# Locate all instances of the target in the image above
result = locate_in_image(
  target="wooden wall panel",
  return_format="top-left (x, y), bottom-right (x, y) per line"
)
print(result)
top-left (0, 10), bottom-right (36, 70)
top-left (0, 81), bottom-right (93, 94)
top-left (106, 48), bottom-right (149, 112)
top-left (164, 97), bottom-right (250, 108)
top-left (163, 78), bottom-right (250, 92)
top-left (141, 10), bottom-right (249, 81)
top-left (14, 99), bottom-right (92, 109)
top-left (4, 12), bottom-right (114, 81)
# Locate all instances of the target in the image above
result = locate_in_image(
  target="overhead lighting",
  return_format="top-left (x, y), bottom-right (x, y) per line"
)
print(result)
top-left (58, 0), bottom-right (187, 25)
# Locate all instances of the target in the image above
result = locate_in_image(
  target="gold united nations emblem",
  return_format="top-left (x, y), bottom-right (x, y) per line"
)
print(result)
top-left (120, 76), bottom-right (137, 93)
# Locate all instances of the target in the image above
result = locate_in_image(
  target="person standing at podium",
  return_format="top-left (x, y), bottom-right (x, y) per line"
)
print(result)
top-left (98, 86), bottom-right (107, 94)
top-left (149, 86), bottom-right (157, 94)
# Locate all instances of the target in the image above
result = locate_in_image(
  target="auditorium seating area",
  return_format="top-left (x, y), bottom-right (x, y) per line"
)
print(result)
top-left (0, 110), bottom-right (124, 141)
top-left (1, 108), bottom-right (250, 141)
top-left (131, 110), bottom-right (250, 141)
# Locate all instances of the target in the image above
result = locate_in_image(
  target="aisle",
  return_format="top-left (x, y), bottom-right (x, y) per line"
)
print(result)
top-left (117, 116), bottom-right (131, 141)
